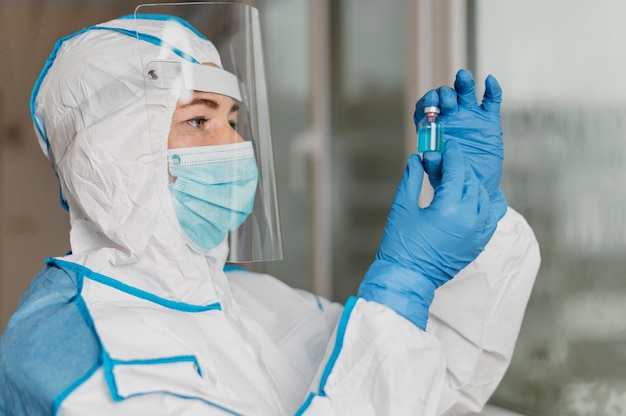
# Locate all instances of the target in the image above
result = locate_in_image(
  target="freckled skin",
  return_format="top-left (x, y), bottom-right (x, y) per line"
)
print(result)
top-left (167, 90), bottom-right (244, 149)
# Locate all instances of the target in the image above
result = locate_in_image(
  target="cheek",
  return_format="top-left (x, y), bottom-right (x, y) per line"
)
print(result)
top-left (167, 120), bottom-right (242, 148)
top-left (167, 125), bottom-right (181, 149)
top-left (167, 125), bottom-right (194, 149)
top-left (209, 125), bottom-right (242, 145)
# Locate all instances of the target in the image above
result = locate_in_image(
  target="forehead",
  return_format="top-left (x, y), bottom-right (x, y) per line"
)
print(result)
top-left (177, 90), bottom-right (239, 109)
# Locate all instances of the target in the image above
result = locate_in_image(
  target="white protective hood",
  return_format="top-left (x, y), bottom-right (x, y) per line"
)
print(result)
top-left (32, 17), bottom-right (232, 305)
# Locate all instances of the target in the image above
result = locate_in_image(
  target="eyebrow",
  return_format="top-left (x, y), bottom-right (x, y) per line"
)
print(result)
top-left (180, 98), bottom-right (239, 113)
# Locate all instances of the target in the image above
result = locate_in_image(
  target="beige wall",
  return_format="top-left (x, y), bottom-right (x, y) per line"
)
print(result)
top-left (0, 2), bottom-right (144, 335)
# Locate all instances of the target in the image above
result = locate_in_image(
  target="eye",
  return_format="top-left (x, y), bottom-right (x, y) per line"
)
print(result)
top-left (229, 121), bottom-right (238, 130)
top-left (187, 117), bottom-right (208, 129)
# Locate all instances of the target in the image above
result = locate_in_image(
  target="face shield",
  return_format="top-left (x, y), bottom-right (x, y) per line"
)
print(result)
top-left (133, 3), bottom-right (282, 262)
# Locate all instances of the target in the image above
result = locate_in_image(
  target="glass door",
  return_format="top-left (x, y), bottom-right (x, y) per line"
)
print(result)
top-left (472, 1), bottom-right (626, 414)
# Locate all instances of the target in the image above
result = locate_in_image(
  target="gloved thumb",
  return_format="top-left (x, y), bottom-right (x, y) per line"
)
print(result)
top-left (423, 151), bottom-right (443, 188)
top-left (428, 139), bottom-right (465, 212)
top-left (394, 154), bottom-right (425, 208)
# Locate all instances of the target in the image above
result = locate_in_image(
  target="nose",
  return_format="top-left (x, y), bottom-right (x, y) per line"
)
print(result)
top-left (209, 120), bottom-right (244, 145)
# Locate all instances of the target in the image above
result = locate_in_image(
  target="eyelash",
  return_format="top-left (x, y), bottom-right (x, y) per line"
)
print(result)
top-left (188, 117), bottom-right (207, 129)
top-left (187, 117), bottom-right (237, 130)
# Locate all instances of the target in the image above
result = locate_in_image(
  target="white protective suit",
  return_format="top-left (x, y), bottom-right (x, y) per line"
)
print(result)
top-left (0, 15), bottom-right (540, 416)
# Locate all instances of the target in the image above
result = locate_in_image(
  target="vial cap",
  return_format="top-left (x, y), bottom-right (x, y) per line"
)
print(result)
top-left (424, 106), bottom-right (440, 114)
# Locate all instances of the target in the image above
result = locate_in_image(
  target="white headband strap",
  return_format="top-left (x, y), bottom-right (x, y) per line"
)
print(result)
top-left (144, 60), bottom-right (242, 101)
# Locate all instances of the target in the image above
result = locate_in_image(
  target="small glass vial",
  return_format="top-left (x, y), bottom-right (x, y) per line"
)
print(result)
top-left (417, 106), bottom-right (444, 153)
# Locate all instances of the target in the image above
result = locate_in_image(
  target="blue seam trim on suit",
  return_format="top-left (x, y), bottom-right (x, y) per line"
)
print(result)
top-left (51, 362), bottom-right (101, 416)
top-left (51, 284), bottom-right (105, 415)
top-left (105, 352), bottom-right (241, 415)
top-left (46, 258), bottom-right (221, 312)
top-left (31, 23), bottom-right (199, 150)
top-left (111, 355), bottom-right (203, 377)
top-left (45, 261), bottom-right (238, 414)
top-left (30, 14), bottom-right (202, 210)
top-left (105, 356), bottom-right (204, 399)
top-left (223, 264), bottom-right (250, 273)
top-left (294, 296), bottom-right (358, 414)
top-left (103, 353), bottom-right (242, 414)
top-left (314, 295), bottom-right (324, 311)
top-left (29, 25), bottom-right (94, 211)
top-left (318, 296), bottom-right (357, 393)
top-left (102, 351), bottom-right (122, 401)
top-left (93, 26), bottom-right (200, 63)
top-left (295, 393), bottom-right (316, 416)
top-left (122, 391), bottom-right (244, 416)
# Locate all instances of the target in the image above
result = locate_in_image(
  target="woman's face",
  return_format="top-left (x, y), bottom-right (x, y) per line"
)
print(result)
top-left (167, 90), bottom-right (244, 149)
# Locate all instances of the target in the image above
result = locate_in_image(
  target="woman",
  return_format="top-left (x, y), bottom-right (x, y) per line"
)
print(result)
top-left (0, 5), bottom-right (539, 415)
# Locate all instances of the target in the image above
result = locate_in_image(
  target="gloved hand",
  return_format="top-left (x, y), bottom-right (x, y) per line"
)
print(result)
top-left (415, 69), bottom-right (507, 221)
top-left (358, 140), bottom-right (497, 330)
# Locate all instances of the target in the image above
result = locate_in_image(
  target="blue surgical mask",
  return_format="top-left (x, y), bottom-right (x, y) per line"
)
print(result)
top-left (167, 142), bottom-right (259, 252)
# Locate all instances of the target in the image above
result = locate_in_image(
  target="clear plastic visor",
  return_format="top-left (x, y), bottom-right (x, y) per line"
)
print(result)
top-left (135, 2), bottom-right (282, 262)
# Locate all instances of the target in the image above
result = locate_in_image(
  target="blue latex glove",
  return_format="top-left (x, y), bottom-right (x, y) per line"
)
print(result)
top-left (358, 140), bottom-right (497, 330)
top-left (415, 69), bottom-right (507, 221)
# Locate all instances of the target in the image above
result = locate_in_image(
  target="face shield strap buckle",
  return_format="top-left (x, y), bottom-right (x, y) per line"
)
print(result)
top-left (144, 60), bottom-right (242, 102)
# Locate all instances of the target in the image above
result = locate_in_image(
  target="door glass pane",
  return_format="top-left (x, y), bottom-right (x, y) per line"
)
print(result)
top-left (474, 1), bottom-right (626, 414)
top-left (252, 0), bottom-right (313, 290)
top-left (331, 0), bottom-right (407, 302)
top-left (253, 0), bottom-right (408, 301)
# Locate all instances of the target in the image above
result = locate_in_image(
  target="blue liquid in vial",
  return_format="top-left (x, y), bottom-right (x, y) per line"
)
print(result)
top-left (417, 121), bottom-right (444, 153)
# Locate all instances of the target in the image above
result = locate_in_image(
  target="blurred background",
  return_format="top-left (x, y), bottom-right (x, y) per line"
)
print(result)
top-left (2, 0), bottom-right (626, 414)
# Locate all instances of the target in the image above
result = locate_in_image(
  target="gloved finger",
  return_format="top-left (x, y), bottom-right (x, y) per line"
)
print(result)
top-left (422, 151), bottom-right (442, 188)
top-left (414, 89), bottom-right (439, 125)
top-left (481, 74), bottom-right (502, 113)
top-left (453, 69), bottom-right (478, 108)
top-left (460, 160), bottom-right (480, 210)
top-left (464, 166), bottom-right (498, 236)
top-left (429, 139), bottom-right (464, 210)
top-left (394, 154), bottom-right (425, 207)
top-left (436, 86), bottom-right (458, 115)
top-left (469, 179), bottom-right (497, 243)
top-left (459, 164), bottom-right (497, 244)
